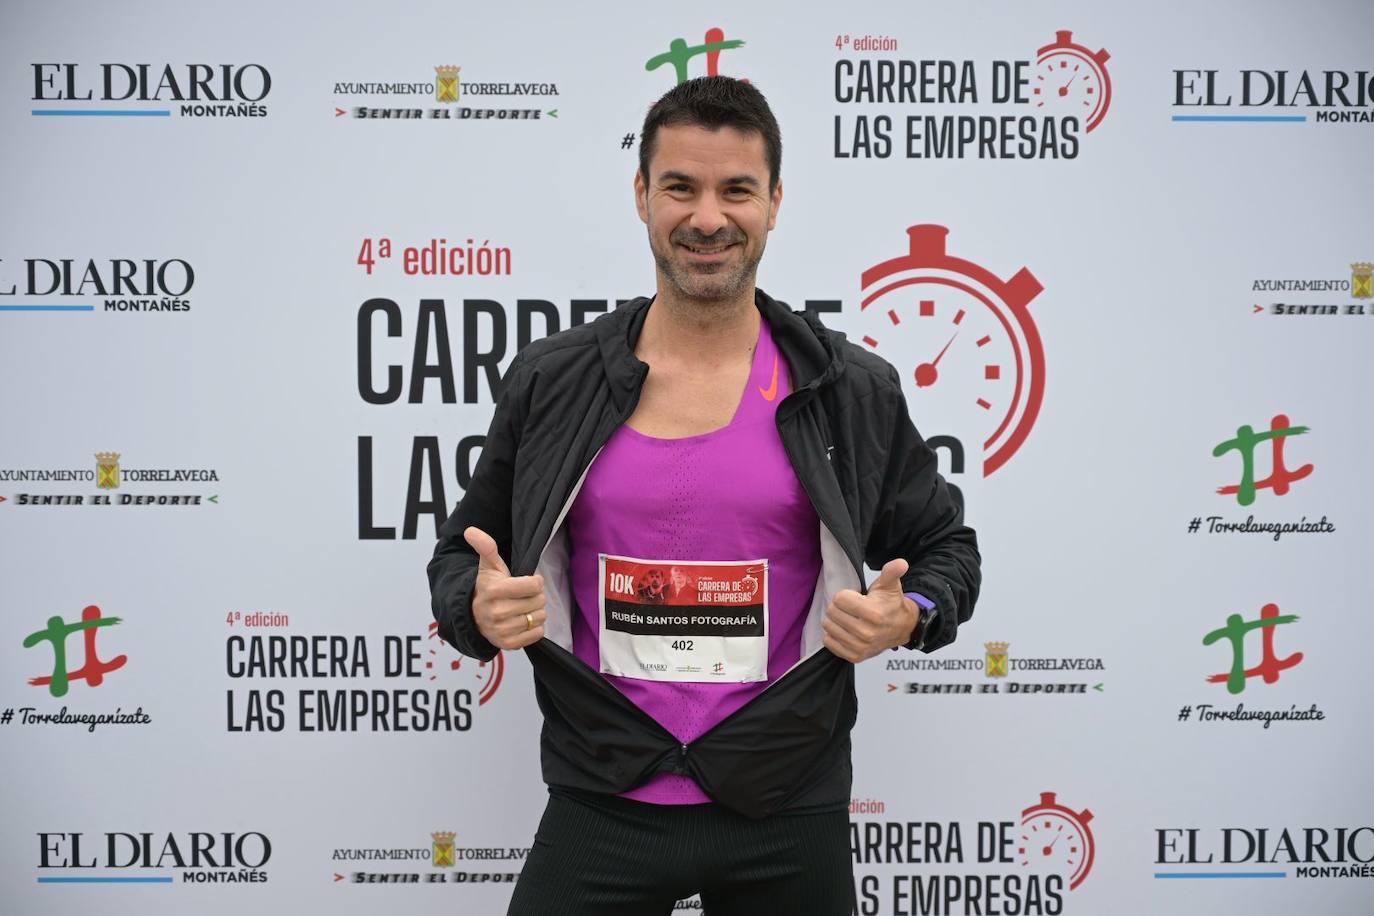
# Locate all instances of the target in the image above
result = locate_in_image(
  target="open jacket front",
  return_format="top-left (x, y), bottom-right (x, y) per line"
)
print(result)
top-left (428, 289), bottom-right (981, 819)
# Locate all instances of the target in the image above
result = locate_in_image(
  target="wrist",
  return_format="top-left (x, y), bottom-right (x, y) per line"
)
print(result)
top-left (903, 591), bottom-right (936, 650)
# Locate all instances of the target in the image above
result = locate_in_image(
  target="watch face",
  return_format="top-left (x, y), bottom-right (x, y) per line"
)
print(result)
top-left (856, 225), bottom-right (1045, 478)
top-left (1020, 811), bottom-right (1088, 872)
top-left (862, 285), bottom-right (1018, 466)
top-left (1019, 793), bottom-right (1096, 890)
top-left (1035, 52), bottom-right (1103, 120)
top-left (1034, 31), bottom-right (1113, 132)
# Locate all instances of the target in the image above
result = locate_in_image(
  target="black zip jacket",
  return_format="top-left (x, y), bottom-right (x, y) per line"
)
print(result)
top-left (428, 289), bottom-right (980, 819)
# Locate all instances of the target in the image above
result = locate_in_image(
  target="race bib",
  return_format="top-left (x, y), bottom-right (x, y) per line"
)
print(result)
top-left (598, 555), bottom-right (768, 683)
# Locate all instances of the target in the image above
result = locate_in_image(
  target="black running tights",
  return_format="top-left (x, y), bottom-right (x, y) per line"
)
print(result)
top-left (506, 788), bottom-right (854, 916)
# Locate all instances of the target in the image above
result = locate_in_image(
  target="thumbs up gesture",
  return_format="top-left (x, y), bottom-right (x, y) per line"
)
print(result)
top-left (821, 558), bottom-right (918, 663)
top-left (463, 526), bottom-right (547, 650)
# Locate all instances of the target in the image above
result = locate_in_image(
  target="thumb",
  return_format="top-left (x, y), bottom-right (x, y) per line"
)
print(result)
top-left (871, 558), bottom-right (909, 594)
top-left (463, 526), bottom-right (511, 577)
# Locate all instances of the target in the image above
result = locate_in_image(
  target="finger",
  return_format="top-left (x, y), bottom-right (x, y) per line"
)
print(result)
top-left (822, 612), bottom-right (868, 654)
top-left (498, 625), bottom-right (545, 651)
top-left (486, 574), bottom-right (545, 600)
top-left (827, 598), bottom-right (878, 637)
top-left (493, 603), bottom-right (547, 637)
top-left (823, 602), bottom-right (868, 641)
top-left (473, 583), bottom-right (543, 641)
top-left (491, 590), bottom-right (544, 620)
top-left (464, 526), bottom-right (511, 577)
top-left (823, 633), bottom-right (860, 664)
top-left (489, 604), bottom-right (544, 644)
top-left (871, 558), bottom-right (909, 593)
top-left (832, 588), bottom-right (876, 620)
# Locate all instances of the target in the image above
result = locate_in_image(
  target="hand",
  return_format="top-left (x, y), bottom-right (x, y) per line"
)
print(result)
top-left (463, 526), bottom-right (547, 650)
top-left (822, 558), bottom-right (918, 663)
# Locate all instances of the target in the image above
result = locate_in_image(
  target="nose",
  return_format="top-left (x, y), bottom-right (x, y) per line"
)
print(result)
top-left (689, 192), bottom-right (729, 237)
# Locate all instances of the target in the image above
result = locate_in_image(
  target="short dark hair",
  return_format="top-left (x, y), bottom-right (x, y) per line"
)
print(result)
top-left (639, 76), bottom-right (782, 193)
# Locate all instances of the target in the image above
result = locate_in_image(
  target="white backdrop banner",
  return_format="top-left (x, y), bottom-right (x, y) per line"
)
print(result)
top-left (2, 1), bottom-right (1372, 914)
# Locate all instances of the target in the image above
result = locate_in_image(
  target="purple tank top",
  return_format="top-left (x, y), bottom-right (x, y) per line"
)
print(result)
top-left (567, 313), bottom-right (822, 804)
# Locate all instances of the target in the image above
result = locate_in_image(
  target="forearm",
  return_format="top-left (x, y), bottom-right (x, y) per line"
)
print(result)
top-left (867, 367), bottom-right (983, 652)
top-left (900, 523), bottom-right (981, 652)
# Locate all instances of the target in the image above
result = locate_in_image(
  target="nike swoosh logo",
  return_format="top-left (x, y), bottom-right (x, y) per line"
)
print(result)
top-left (757, 354), bottom-right (779, 401)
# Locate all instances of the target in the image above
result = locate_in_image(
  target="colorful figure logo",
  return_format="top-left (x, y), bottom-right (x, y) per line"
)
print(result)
top-left (646, 28), bottom-right (746, 85)
top-left (1203, 603), bottom-right (1302, 695)
top-left (1213, 414), bottom-right (1313, 506)
top-left (23, 604), bottom-right (127, 697)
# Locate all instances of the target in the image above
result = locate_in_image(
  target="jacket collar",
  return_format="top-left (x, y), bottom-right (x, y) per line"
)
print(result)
top-left (595, 287), bottom-right (846, 415)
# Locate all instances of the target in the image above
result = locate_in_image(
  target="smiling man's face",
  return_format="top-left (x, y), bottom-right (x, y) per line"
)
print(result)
top-left (635, 123), bottom-right (782, 304)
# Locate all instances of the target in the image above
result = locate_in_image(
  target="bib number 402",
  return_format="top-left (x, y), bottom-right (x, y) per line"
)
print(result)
top-left (670, 640), bottom-right (694, 651)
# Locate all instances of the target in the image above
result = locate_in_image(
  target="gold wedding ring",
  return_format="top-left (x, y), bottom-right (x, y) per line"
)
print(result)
top-left (525, 612), bottom-right (534, 631)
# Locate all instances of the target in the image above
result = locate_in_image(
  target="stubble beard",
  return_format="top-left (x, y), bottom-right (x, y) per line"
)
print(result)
top-left (649, 225), bottom-right (764, 308)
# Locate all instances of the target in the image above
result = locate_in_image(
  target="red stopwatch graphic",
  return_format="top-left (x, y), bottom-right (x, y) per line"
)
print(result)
top-left (858, 224), bottom-right (1045, 478)
top-left (1035, 30), bottom-right (1112, 132)
top-left (1019, 792), bottom-right (1096, 891)
top-left (427, 622), bottom-right (504, 705)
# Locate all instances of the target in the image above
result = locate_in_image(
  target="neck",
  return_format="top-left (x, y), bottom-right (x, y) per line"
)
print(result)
top-left (637, 281), bottom-right (760, 366)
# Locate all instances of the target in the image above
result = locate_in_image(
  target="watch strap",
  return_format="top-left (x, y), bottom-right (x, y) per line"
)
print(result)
top-left (904, 591), bottom-right (937, 650)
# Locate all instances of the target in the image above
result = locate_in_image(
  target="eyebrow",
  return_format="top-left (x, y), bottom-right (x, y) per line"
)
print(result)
top-left (657, 171), bottom-right (762, 188)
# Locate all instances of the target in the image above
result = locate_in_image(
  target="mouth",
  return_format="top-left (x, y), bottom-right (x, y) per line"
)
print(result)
top-left (678, 241), bottom-right (738, 257)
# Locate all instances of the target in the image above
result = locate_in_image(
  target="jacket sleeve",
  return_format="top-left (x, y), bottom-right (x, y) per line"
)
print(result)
top-left (426, 353), bottom-right (528, 662)
top-left (863, 364), bottom-right (982, 653)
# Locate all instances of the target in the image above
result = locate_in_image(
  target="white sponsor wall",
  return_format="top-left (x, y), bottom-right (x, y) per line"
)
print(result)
top-left (3, 1), bottom-right (1372, 914)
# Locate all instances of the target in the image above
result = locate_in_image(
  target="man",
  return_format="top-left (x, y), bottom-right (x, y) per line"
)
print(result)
top-left (428, 76), bottom-right (980, 915)
top-left (637, 568), bottom-right (669, 604)
top-left (667, 566), bottom-right (694, 604)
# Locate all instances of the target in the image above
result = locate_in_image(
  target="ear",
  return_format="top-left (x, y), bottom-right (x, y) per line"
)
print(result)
top-left (634, 169), bottom-right (648, 225)
top-left (767, 179), bottom-right (783, 231)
